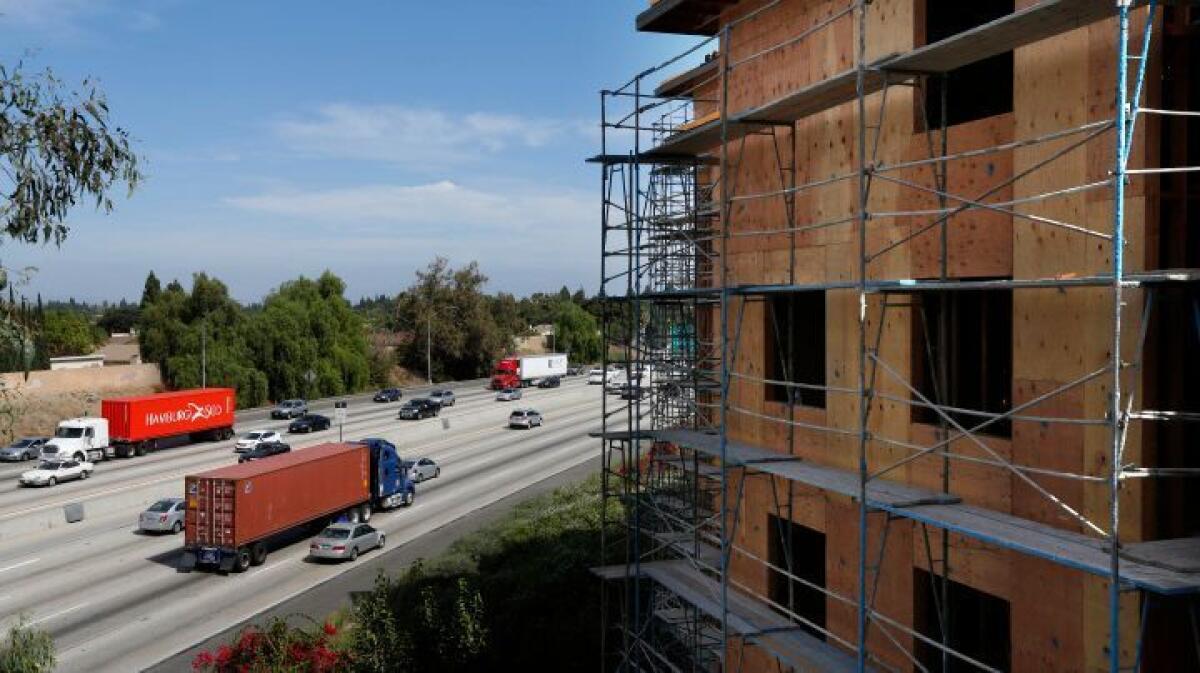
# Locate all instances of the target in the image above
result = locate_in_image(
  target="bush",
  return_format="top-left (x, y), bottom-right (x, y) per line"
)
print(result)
top-left (190, 616), bottom-right (347, 673)
top-left (196, 475), bottom-right (620, 672)
top-left (343, 475), bottom-right (619, 673)
top-left (0, 617), bottom-right (55, 673)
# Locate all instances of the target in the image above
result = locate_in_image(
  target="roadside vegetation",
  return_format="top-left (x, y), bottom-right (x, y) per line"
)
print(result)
top-left (191, 475), bottom-right (620, 673)
top-left (0, 617), bottom-right (56, 673)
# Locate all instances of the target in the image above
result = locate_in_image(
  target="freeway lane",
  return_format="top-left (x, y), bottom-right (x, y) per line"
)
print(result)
top-left (0, 377), bottom-right (604, 671)
top-left (0, 379), bottom-right (538, 536)
top-left (0, 377), bottom-right (490, 484)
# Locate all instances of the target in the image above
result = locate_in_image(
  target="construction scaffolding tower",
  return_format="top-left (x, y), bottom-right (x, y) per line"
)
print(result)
top-left (593, 1), bottom-right (1200, 672)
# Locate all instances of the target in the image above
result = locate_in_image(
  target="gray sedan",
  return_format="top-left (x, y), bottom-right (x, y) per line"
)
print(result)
top-left (139, 497), bottom-right (186, 534)
top-left (308, 523), bottom-right (384, 562)
top-left (0, 437), bottom-right (49, 462)
top-left (403, 457), bottom-right (440, 482)
top-left (495, 388), bottom-right (522, 402)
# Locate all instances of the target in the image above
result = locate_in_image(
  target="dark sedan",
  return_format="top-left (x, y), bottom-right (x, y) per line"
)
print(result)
top-left (537, 375), bottom-right (561, 389)
top-left (398, 399), bottom-right (440, 420)
top-left (238, 441), bottom-right (291, 463)
top-left (288, 414), bottom-right (331, 433)
top-left (373, 388), bottom-right (403, 402)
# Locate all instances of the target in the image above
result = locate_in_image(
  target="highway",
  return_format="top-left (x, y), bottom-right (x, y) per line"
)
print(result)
top-left (0, 377), bottom-right (604, 672)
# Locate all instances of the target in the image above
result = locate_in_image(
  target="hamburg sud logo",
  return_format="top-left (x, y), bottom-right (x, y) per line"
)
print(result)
top-left (145, 401), bottom-right (226, 427)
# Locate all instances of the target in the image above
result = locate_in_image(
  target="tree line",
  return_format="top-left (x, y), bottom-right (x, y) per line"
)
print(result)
top-left (131, 258), bottom-right (603, 408)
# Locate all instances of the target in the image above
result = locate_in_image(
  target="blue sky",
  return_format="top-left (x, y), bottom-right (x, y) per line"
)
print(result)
top-left (0, 1), bottom-right (697, 303)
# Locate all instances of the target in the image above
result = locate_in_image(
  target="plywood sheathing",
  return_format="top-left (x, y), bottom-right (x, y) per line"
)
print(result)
top-left (899, 113), bottom-right (1016, 279)
top-left (1011, 3), bottom-right (1153, 670)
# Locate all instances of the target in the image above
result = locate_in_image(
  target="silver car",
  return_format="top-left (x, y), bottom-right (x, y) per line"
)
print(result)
top-left (0, 437), bottom-right (49, 462)
top-left (308, 523), bottom-right (384, 562)
top-left (428, 389), bottom-right (456, 407)
top-left (271, 399), bottom-right (308, 419)
top-left (139, 497), bottom-right (186, 534)
top-left (509, 408), bottom-right (543, 429)
top-left (495, 388), bottom-right (522, 402)
top-left (403, 457), bottom-right (440, 482)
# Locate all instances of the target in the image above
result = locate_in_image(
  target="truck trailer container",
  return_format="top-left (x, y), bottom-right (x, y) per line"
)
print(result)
top-left (105, 388), bottom-right (236, 457)
top-left (181, 439), bottom-right (413, 572)
top-left (41, 388), bottom-right (237, 462)
top-left (489, 353), bottom-right (568, 389)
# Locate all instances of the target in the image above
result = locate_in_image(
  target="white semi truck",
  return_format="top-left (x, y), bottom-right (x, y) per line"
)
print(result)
top-left (41, 418), bottom-right (112, 463)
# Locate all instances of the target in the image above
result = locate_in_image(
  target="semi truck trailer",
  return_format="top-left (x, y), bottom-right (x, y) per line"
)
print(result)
top-left (489, 353), bottom-right (568, 389)
top-left (181, 438), bottom-right (414, 572)
top-left (41, 388), bottom-right (236, 463)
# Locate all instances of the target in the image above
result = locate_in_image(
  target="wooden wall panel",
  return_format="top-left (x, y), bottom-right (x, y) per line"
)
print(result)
top-left (908, 423), bottom-right (1013, 513)
top-left (901, 114), bottom-right (1016, 279)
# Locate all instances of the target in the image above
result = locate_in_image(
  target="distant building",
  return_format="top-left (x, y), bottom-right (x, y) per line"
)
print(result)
top-left (49, 354), bottom-right (105, 370)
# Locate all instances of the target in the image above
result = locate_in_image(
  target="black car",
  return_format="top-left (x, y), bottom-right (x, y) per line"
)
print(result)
top-left (398, 398), bottom-right (440, 420)
top-left (373, 388), bottom-right (403, 402)
top-left (619, 383), bottom-right (649, 400)
top-left (537, 376), bottom-right (561, 389)
top-left (289, 413), bottom-right (331, 433)
top-left (238, 441), bottom-right (291, 463)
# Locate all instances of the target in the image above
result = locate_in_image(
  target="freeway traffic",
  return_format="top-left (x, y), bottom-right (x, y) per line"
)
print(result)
top-left (0, 377), bottom-right (603, 672)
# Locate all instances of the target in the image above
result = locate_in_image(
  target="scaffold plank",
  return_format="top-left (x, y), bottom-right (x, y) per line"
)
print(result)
top-left (735, 63), bottom-right (892, 125)
top-left (653, 429), bottom-right (1200, 595)
top-left (885, 0), bottom-right (1134, 75)
top-left (641, 560), bottom-right (872, 673)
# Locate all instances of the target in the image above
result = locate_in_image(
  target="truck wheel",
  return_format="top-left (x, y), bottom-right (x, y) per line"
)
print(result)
top-left (346, 508), bottom-right (360, 524)
top-left (404, 491), bottom-right (414, 507)
top-left (234, 547), bottom-right (252, 572)
top-left (73, 452), bottom-right (85, 462)
top-left (250, 542), bottom-right (267, 566)
top-left (134, 443), bottom-right (146, 457)
top-left (359, 504), bottom-right (372, 522)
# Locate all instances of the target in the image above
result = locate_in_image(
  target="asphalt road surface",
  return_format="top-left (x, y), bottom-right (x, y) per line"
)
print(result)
top-left (0, 377), bottom-right (606, 672)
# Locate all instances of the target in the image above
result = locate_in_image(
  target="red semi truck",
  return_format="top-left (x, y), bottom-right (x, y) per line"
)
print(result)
top-left (181, 440), bottom-right (414, 572)
top-left (42, 388), bottom-right (236, 462)
top-left (489, 353), bottom-right (568, 389)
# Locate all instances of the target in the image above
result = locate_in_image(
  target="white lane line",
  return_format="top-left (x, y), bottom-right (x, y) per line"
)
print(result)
top-left (31, 601), bottom-right (89, 625)
top-left (0, 558), bottom-right (38, 574)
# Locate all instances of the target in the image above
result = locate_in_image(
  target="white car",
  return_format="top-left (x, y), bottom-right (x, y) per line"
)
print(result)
top-left (403, 457), bottom-right (440, 482)
top-left (235, 430), bottom-right (282, 453)
top-left (20, 459), bottom-right (93, 487)
top-left (495, 388), bottom-right (523, 402)
top-left (587, 369), bottom-right (607, 385)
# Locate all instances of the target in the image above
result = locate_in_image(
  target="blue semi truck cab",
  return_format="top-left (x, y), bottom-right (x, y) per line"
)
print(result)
top-left (356, 437), bottom-right (415, 515)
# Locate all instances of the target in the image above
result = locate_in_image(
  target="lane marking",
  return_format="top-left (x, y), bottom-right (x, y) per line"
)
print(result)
top-left (0, 558), bottom-right (38, 574)
top-left (32, 601), bottom-right (89, 625)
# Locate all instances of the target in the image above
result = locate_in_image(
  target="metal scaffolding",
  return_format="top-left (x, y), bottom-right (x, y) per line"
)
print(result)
top-left (595, 1), bottom-right (1199, 672)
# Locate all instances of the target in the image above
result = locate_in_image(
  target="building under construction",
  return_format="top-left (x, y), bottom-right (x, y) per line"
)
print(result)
top-left (592, 1), bottom-right (1199, 671)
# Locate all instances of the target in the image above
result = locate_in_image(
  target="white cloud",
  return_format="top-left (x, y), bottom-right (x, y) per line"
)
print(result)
top-left (274, 104), bottom-right (586, 167)
top-left (0, 0), bottom-right (165, 39)
top-left (224, 180), bottom-right (592, 234)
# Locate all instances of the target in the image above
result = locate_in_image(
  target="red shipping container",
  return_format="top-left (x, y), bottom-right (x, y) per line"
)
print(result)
top-left (103, 388), bottom-right (235, 443)
top-left (184, 443), bottom-right (370, 551)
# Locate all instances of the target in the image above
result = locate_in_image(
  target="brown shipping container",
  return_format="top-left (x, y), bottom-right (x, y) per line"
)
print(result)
top-left (184, 443), bottom-right (370, 550)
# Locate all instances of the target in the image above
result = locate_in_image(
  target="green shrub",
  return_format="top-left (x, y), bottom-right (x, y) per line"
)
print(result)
top-left (0, 617), bottom-right (55, 673)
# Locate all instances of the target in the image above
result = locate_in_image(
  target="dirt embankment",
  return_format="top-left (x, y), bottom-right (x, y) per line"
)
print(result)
top-left (0, 364), bottom-right (162, 441)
